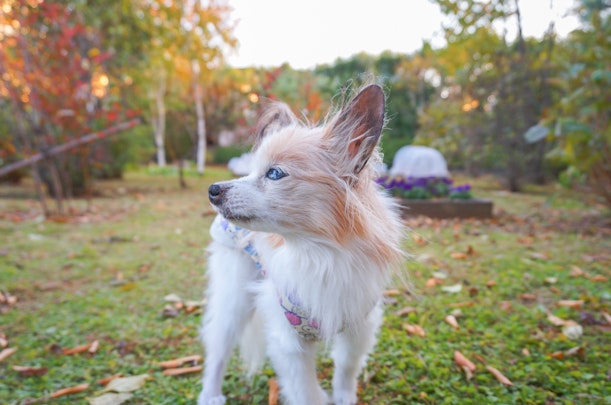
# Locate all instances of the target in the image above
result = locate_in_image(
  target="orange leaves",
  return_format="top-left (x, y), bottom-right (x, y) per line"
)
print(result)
top-left (402, 323), bottom-right (426, 337)
top-left (454, 351), bottom-right (513, 386)
top-left (50, 383), bottom-right (90, 399)
top-left (62, 340), bottom-right (99, 355)
top-left (445, 315), bottom-right (460, 329)
top-left (557, 300), bottom-right (584, 309)
top-left (485, 366), bottom-right (513, 386)
top-left (0, 347), bottom-right (18, 362)
top-left (268, 378), bottom-right (280, 405)
top-left (159, 354), bottom-right (203, 377)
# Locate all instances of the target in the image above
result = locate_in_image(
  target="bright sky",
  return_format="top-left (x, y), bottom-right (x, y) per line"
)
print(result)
top-left (225, 0), bottom-right (581, 69)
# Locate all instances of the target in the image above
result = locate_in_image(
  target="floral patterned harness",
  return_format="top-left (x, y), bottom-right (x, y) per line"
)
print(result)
top-left (211, 216), bottom-right (321, 340)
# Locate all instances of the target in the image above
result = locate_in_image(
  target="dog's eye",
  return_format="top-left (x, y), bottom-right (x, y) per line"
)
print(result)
top-left (265, 167), bottom-right (287, 181)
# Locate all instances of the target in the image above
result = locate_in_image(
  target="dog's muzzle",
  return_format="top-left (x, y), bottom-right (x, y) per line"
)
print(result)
top-left (208, 183), bottom-right (229, 206)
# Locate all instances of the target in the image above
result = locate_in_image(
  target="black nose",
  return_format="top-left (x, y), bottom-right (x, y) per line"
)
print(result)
top-left (208, 183), bottom-right (224, 204)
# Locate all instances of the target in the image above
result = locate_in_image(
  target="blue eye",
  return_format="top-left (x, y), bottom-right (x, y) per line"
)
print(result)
top-left (265, 167), bottom-right (287, 180)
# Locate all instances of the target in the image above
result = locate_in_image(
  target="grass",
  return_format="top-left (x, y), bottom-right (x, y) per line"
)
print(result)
top-left (0, 167), bottom-right (610, 404)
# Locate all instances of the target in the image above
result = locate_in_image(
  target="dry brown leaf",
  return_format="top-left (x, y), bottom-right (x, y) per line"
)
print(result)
top-left (522, 348), bottom-right (530, 356)
top-left (549, 286), bottom-right (562, 294)
top-left (451, 252), bottom-right (468, 260)
top-left (402, 323), bottom-right (426, 337)
top-left (486, 280), bottom-right (497, 288)
top-left (565, 346), bottom-right (585, 359)
top-left (449, 301), bottom-right (475, 308)
top-left (13, 365), bottom-right (49, 377)
top-left (63, 343), bottom-right (92, 355)
top-left (445, 315), bottom-right (460, 329)
top-left (394, 306), bottom-right (418, 317)
top-left (557, 300), bottom-right (584, 309)
top-left (530, 252), bottom-right (550, 260)
top-left (549, 351), bottom-right (564, 360)
top-left (590, 275), bottom-right (608, 282)
top-left (569, 266), bottom-right (585, 277)
top-left (425, 278), bottom-right (443, 288)
top-left (88, 392), bottom-right (133, 405)
top-left (500, 301), bottom-right (513, 311)
top-left (159, 355), bottom-right (202, 369)
top-left (268, 378), bottom-right (280, 405)
top-left (0, 334), bottom-right (8, 348)
top-left (602, 312), bottom-right (611, 325)
top-left (50, 383), bottom-right (89, 398)
top-left (97, 374), bottom-right (124, 386)
top-left (0, 347), bottom-right (17, 362)
top-left (162, 365), bottom-right (202, 376)
top-left (486, 366), bottom-right (513, 386)
top-left (383, 289), bottom-right (402, 297)
top-left (454, 351), bottom-right (476, 372)
top-left (89, 340), bottom-right (100, 354)
top-left (547, 313), bottom-right (570, 326)
top-left (103, 374), bottom-right (150, 393)
top-left (520, 293), bottom-right (537, 301)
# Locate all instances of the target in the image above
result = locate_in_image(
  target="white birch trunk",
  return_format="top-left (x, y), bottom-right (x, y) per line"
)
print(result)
top-left (151, 71), bottom-right (167, 167)
top-left (192, 60), bottom-right (206, 174)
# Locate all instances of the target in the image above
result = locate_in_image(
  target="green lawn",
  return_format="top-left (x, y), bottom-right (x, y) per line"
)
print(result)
top-left (1, 168), bottom-right (609, 404)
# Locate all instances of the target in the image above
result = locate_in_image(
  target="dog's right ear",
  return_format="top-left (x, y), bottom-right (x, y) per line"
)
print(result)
top-left (252, 101), bottom-right (297, 149)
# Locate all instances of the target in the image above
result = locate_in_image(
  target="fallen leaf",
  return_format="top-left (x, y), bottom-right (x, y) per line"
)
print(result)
top-left (562, 324), bottom-right (583, 340)
top-left (602, 312), bottom-right (611, 325)
top-left (159, 355), bottom-right (202, 369)
top-left (13, 365), bottom-right (48, 377)
top-left (549, 351), bottom-right (564, 360)
top-left (520, 293), bottom-right (537, 301)
top-left (163, 293), bottom-right (182, 302)
top-left (402, 323), bottom-right (426, 337)
top-left (569, 266), bottom-right (585, 277)
top-left (89, 340), bottom-right (100, 354)
top-left (557, 300), bottom-right (584, 309)
top-left (432, 271), bottom-right (448, 279)
top-left (530, 252), bottom-right (550, 260)
top-left (394, 306), bottom-right (418, 316)
top-left (547, 313), bottom-right (571, 326)
top-left (383, 289), bottom-right (402, 297)
top-left (522, 348), bottom-right (530, 356)
top-left (162, 365), bottom-right (202, 376)
top-left (486, 366), bottom-right (513, 386)
top-left (441, 283), bottom-right (463, 293)
top-left (0, 347), bottom-right (17, 362)
top-left (445, 315), bottom-right (460, 329)
top-left (50, 383), bottom-right (89, 398)
top-left (449, 301), bottom-right (475, 308)
top-left (451, 252), bottom-right (468, 260)
top-left (590, 275), bottom-right (608, 282)
top-left (565, 346), bottom-right (585, 359)
top-left (425, 278), bottom-right (443, 288)
top-left (454, 351), bottom-right (476, 372)
top-left (500, 301), bottom-right (513, 311)
top-left (544, 277), bottom-right (557, 284)
top-left (63, 343), bottom-right (92, 355)
top-left (268, 378), bottom-right (280, 405)
top-left (486, 280), bottom-right (497, 288)
top-left (97, 374), bottom-right (124, 386)
top-left (0, 334), bottom-right (8, 348)
top-left (88, 393), bottom-right (133, 405)
top-left (104, 374), bottom-right (150, 393)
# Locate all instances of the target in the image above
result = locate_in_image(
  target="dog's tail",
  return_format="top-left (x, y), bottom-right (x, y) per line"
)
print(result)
top-left (239, 310), bottom-right (267, 376)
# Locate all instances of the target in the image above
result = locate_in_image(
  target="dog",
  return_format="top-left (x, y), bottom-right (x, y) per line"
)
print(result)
top-left (198, 83), bottom-right (404, 405)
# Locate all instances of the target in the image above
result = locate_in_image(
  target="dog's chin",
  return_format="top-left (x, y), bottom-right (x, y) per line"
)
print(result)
top-left (217, 208), bottom-right (255, 226)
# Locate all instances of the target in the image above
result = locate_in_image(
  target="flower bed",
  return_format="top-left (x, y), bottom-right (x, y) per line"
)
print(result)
top-left (376, 175), bottom-right (493, 219)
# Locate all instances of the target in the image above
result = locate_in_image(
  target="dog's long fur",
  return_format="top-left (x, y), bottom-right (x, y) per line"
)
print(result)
top-left (198, 84), bottom-right (404, 405)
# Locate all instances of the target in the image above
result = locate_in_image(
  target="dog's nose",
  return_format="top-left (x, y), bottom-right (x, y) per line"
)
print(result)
top-left (208, 183), bottom-right (223, 204)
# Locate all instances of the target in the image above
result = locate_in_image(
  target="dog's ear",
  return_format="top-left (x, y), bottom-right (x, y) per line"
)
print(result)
top-left (253, 101), bottom-right (298, 149)
top-left (327, 84), bottom-right (385, 176)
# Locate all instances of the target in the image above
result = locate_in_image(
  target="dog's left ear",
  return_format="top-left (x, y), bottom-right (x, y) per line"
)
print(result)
top-left (327, 84), bottom-right (385, 176)
top-left (253, 101), bottom-right (298, 149)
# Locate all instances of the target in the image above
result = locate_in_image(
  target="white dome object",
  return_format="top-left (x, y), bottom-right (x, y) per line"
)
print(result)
top-left (227, 153), bottom-right (253, 176)
top-left (389, 146), bottom-right (449, 178)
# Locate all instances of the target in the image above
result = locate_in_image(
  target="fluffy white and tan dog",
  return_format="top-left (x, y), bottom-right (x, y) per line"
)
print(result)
top-left (198, 84), bottom-right (404, 405)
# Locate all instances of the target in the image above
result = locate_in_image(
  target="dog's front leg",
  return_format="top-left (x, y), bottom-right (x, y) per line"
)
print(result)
top-left (331, 304), bottom-right (383, 405)
top-left (198, 243), bottom-right (256, 405)
top-left (258, 283), bottom-right (330, 405)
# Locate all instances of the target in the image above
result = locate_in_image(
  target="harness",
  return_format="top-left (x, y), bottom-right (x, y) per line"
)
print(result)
top-left (212, 217), bottom-right (321, 340)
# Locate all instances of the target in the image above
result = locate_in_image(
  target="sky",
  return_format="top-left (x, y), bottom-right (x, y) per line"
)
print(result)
top-left (224, 0), bottom-right (581, 69)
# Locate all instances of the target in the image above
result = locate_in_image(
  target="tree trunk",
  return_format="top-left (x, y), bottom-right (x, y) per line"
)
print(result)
top-left (151, 71), bottom-right (167, 167)
top-left (192, 60), bottom-right (206, 174)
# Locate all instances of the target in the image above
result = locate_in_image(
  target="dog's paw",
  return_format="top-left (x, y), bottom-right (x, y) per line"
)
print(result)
top-left (332, 390), bottom-right (356, 405)
top-left (197, 392), bottom-right (226, 405)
